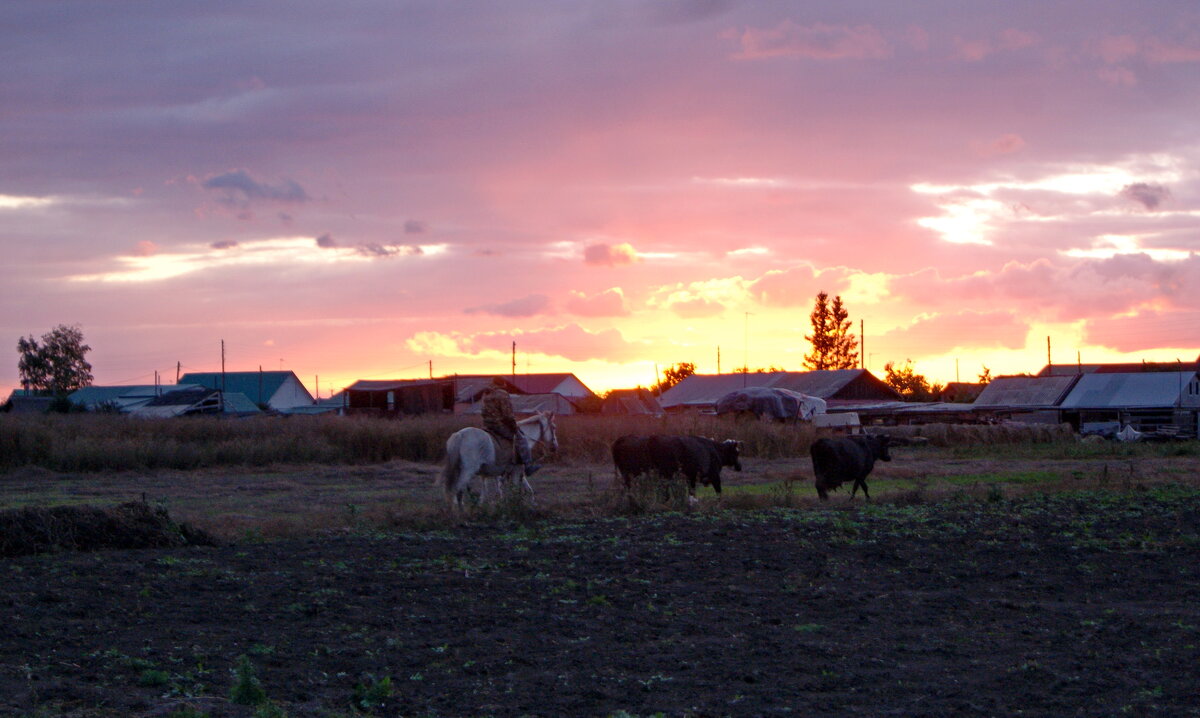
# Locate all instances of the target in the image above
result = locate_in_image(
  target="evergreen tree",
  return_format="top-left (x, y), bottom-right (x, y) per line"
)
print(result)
top-left (803, 292), bottom-right (859, 370)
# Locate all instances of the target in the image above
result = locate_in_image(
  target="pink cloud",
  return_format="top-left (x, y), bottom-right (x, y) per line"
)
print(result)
top-left (1144, 39), bottom-right (1200, 64)
top-left (667, 297), bottom-right (724, 319)
top-left (133, 240), bottom-right (157, 256)
top-left (1097, 66), bottom-right (1137, 86)
top-left (464, 294), bottom-right (552, 317)
top-left (876, 310), bottom-right (1030, 358)
top-left (955, 29), bottom-right (1036, 61)
top-left (565, 288), bottom-right (630, 317)
top-left (471, 324), bottom-right (642, 362)
top-left (1084, 309), bottom-right (1200, 352)
top-left (971, 133), bottom-right (1026, 158)
top-left (583, 242), bottom-right (638, 266)
top-left (731, 21), bottom-right (890, 61)
top-left (890, 255), bottom-right (1200, 323)
top-left (1098, 35), bottom-right (1139, 64)
top-left (747, 266), bottom-right (851, 308)
top-left (954, 37), bottom-right (993, 62)
top-left (998, 29), bottom-right (1037, 50)
top-left (904, 25), bottom-right (930, 52)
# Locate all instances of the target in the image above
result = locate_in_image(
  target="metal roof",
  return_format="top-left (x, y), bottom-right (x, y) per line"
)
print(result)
top-left (1039, 361), bottom-right (1198, 377)
top-left (1059, 371), bottom-right (1199, 409)
top-left (659, 370), bottom-right (887, 408)
top-left (179, 371), bottom-right (310, 406)
top-left (69, 384), bottom-right (202, 411)
top-left (973, 375), bottom-right (1078, 407)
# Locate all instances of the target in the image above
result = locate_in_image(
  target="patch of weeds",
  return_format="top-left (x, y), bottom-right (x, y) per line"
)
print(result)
top-left (230, 654), bottom-right (267, 707)
top-left (793, 623), bottom-right (823, 633)
top-left (352, 674), bottom-right (395, 710)
top-left (248, 643), bottom-right (276, 656)
top-left (587, 594), bottom-right (612, 607)
top-left (165, 708), bottom-right (210, 718)
top-left (254, 702), bottom-right (288, 718)
top-left (138, 668), bottom-right (171, 687)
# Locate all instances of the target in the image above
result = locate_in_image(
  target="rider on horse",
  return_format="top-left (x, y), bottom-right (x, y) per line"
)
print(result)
top-left (481, 385), bottom-right (541, 476)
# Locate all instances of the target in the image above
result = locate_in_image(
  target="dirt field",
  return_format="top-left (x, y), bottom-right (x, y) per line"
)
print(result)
top-left (3, 449), bottom-right (1200, 716)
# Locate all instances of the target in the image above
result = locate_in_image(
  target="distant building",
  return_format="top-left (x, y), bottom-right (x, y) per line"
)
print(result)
top-left (1058, 370), bottom-right (1200, 434)
top-left (939, 382), bottom-right (986, 403)
top-left (130, 387), bottom-right (261, 418)
top-left (3, 389), bottom-right (54, 414)
top-left (343, 379), bottom-right (455, 416)
top-left (1038, 360), bottom-right (1199, 377)
top-left (178, 371), bottom-right (313, 410)
top-left (600, 388), bottom-right (664, 416)
top-left (69, 384), bottom-right (201, 413)
top-left (659, 370), bottom-right (900, 414)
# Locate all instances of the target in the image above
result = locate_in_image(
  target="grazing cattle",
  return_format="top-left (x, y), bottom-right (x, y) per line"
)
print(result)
top-left (612, 434), bottom-right (742, 500)
top-left (810, 434), bottom-right (892, 501)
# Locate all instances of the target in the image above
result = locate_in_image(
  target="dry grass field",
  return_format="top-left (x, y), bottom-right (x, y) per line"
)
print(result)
top-left (3, 414), bottom-right (1200, 716)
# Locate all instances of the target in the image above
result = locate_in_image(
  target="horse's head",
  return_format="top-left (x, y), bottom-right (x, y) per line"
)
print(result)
top-left (541, 411), bottom-right (559, 453)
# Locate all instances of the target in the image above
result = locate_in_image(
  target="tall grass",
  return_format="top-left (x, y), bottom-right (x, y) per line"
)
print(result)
top-left (0, 412), bottom-right (1103, 474)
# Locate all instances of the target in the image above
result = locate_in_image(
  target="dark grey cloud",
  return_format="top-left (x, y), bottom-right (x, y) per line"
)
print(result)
top-left (316, 233), bottom-right (338, 248)
top-left (210, 240), bottom-right (238, 250)
top-left (355, 243), bottom-right (423, 258)
top-left (1119, 182), bottom-right (1171, 210)
top-left (202, 169), bottom-right (310, 207)
top-left (404, 220), bottom-right (427, 234)
top-left (465, 294), bottom-right (552, 317)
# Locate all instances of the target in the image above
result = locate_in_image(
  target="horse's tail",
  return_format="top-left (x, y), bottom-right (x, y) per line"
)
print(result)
top-left (439, 433), bottom-right (462, 490)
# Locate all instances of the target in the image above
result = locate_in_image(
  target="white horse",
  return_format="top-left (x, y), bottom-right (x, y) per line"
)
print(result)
top-left (440, 412), bottom-right (558, 511)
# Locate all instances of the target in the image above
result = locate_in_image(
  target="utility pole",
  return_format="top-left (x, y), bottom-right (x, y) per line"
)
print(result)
top-left (220, 339), bottom-right (226, 414)
top-left (176, 361), bottom-right (180, 384)
top-left (1047, 336), bottom-right (1052, 372)
top-left (956, 358), bottom-right (960, 383)
top-left (511, 341), bottom-right (516, 379)
top-left (428, 360), bottom-right (433, 380)
top-left (717, 346), bottom-right (721, 375)
top-left (860, 319), bottom-right (865, 370)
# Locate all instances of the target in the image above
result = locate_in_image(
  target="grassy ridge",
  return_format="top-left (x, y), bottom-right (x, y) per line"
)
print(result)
top-left (0, 413), bottom-right (821, 473)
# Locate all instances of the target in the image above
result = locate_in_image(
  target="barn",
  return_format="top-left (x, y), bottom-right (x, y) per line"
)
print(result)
top-left (1057, 371), bottom-right (1200, 436)
top-left (344, 379), bottom-right (455, 416)
top-left (971, 375), bottom-right (1080, 424)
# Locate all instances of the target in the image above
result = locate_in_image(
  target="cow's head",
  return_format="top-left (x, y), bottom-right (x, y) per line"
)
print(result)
top-left (869, 434), bottom-right (892, 462)
top-left (720, 439), bottom-right (743, 471)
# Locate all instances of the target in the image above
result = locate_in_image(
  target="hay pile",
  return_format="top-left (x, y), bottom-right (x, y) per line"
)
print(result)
top-left (0, 501), bottom-right (218, 557)
top-left (876, 422), bottom-right (1075, 447)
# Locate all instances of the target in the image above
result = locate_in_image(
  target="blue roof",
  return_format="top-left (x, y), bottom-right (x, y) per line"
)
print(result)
top-left (179, 371), bottom-right (302, 405)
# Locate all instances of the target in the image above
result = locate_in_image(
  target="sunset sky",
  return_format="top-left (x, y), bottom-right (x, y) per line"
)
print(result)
top-left (4, 1), bottom-right (1200, 398)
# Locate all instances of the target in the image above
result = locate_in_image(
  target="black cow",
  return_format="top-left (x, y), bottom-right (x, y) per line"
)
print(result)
top-left (612, 434), bottom-right (742, 498)
top-left (810, 434), bottom-right (891, 501)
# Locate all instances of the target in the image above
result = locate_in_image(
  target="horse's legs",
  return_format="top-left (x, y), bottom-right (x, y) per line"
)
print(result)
top-left (519, 468), bottom-right (536, 505)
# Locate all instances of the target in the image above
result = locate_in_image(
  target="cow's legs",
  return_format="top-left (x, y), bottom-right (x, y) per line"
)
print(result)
top-left (849, 478), bottom-right (871, 501)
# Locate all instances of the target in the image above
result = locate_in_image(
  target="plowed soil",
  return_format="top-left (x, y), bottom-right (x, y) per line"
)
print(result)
top-left (4, 486), bottom-right (1200, 717)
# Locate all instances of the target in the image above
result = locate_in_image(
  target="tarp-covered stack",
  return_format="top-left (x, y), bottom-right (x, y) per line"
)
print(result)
top-left (715, 387), bottom-right (827, 422)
